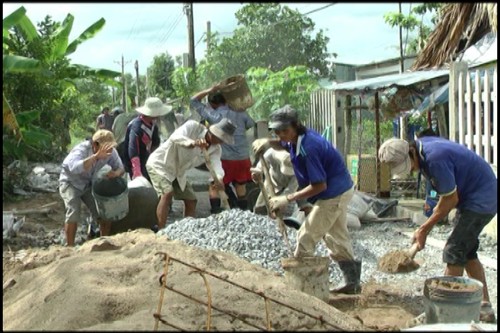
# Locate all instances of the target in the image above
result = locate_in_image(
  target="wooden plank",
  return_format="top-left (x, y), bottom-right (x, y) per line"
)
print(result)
top-left (401, 232), bottom-right (497, 270)
top-left (361, 217), bottom-right (412, 223)
top-left (483, 70), bottom-right (491, 163)
top-left (458, 72), bottom-right (466, 145)
top-left (494, 68), bottom-right (498, 166)
top-left (466, 72), bottom-right (474, 150)
top-left (474, 70), bottom-right (483, 157)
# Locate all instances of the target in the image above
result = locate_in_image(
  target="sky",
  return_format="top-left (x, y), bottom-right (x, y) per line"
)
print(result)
top-left (3, 2), bottom-right (433, 77)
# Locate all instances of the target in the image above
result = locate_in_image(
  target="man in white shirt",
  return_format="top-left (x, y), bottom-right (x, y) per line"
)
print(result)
top-left (146, 118), bottom-right (236, 229)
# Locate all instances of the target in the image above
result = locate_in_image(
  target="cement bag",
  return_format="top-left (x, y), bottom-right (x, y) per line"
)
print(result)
top-left (346, 213), bottom-right (361, 230)
top-left (347, 192), bottom-right (371, 218)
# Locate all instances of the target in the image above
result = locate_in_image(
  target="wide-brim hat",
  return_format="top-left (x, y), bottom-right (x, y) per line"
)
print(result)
top-left (92, 129), bottom-right (117, 148)
top-left (136, 97), bottom-right (173, 117)
top-left (209, 118), bottom-right (236, 145)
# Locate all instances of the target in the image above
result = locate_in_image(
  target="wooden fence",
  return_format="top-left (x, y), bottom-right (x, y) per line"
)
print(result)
top-left (450, 63), bottom-right (497, 166)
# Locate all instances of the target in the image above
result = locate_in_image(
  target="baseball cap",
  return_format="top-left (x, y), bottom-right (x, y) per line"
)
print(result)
top-left (268, 105), bottom-right (298, 131)
top-left (378, 138), bottom-right (412, 177)
top-left (92, 129), bottom-right (117, 148)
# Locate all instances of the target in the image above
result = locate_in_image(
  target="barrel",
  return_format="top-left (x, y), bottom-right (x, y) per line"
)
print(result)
top-left (423, 276), bottom-right (483, 324)
top-left (218, 74), bottom-right (254, 111)
top-left (92, 176), bottom-right (129, 221)
top-left (281, 256), bottom-right (330, 302)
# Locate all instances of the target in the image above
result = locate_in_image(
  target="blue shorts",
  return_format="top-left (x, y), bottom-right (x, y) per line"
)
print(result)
top-left (443, 209), bottom-right (494, 266)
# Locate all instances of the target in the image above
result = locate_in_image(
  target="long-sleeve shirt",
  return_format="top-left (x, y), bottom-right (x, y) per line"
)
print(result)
top-left (146, 120), bottom-right (224, 191)
top-left (190, 98), bottom-right (255, 160)
top-left (59, 140), bottom-right (123, 191)
top-left (123, 115), bottom-right (160, 180)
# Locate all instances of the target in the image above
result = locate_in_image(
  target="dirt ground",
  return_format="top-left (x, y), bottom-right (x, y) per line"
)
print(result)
top-left (2, 193), bottom-right (428, 331)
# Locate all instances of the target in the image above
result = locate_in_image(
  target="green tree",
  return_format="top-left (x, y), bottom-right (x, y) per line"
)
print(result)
top-left (147, 52), bottom-right (176, 101)
top-left (204, 3), bottom-right (333, 80)
top-left (384, 3), bottom-right (443, 55)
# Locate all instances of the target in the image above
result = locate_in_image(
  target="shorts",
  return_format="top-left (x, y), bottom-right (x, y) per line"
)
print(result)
top-left (59, 182), bottom-right (99, 224)
top-left (443, 209), bottom-right (495, 266)
top-left (147, 168), bottom-right (197, 201)
top-left (222, 159), bottom-right (252, 185)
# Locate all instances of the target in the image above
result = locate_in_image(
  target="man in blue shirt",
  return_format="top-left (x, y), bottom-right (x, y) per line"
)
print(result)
top-left (191, 84), bottom-right (255, 213)
top-left (379, 137), bottom-right (497, 323)
top-left (253, 105), bottom-right (361, 294)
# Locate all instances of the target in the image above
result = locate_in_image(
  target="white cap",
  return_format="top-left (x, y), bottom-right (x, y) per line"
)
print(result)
top-left (378, 138), bottom-right (412, 177)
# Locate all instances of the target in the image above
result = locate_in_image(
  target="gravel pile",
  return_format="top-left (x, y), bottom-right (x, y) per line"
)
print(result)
top-left (158, 209), bottom-right (497, 313)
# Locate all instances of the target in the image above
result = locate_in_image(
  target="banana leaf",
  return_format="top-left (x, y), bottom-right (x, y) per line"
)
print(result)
top-left (51, 14), bottom-right (74, 61)
top-left (4, 6), bottom-right (38, 42)
top-left (66, 18), bottom-right (106, 56)
top-left (3, 54), bottom-right (42, 73)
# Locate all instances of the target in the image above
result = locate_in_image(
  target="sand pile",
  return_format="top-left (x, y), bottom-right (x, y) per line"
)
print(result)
top-left (378, 250), bottom-right (420, 274)
top-left (3, 229), bottom-right (367, 331)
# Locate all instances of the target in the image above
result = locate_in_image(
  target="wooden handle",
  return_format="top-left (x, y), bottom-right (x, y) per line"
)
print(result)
top-left (408, 243), bottom-right (420, 259)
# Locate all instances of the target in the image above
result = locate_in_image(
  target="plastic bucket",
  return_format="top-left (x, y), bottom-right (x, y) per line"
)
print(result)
top-left (423, 276), bottom-right (483, 324)
top-left (218, 74), bottom-right (254, 111)
top-left (92, 177), bottom-right (129, 221)
top-left (281, 256), bottom-right (330, 302)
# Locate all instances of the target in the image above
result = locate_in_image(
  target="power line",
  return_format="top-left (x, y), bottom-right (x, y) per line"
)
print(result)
top-left (155, 11), bottom-right (181, 47)
top-left (195, 32), bottom-right (205, 48)
top-left (157, 10), bottom-right (184, 48)
top-left (212, 3), bottom-right (337, 38)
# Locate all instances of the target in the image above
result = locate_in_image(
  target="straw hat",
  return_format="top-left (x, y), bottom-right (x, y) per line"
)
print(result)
top-left (136, 97), bottom-right (173, 117)
top-left (209, 118), bottom-right (236, 145)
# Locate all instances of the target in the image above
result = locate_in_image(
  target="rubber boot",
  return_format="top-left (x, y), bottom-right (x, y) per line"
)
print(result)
top-left (210, 198), bottom-right (223, 214)
top-left (224, 184), bottom-right (238, 208)
top-left (237, 198), bottom-right (248, 211)
top-left (330, 260), bottom-right (362, 294)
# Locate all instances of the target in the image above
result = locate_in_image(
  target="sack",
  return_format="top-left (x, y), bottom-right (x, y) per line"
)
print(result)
top-left (347, 192), bottom-right (371, 218)
top-left (346, 213), bottom-right (361, 230)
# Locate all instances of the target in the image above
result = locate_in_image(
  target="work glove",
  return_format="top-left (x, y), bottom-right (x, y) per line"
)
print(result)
top-left (250, 167), bottom-right (263, 183)
top-left (268, 194), bottom-right (290, 212)
top-left (252, 138), bottom-right (271, 156)
top-left (131, 156), bottom-right (143, 179)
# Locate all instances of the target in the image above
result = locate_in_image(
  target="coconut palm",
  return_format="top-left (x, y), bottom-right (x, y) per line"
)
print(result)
top-left (411, 3), bottom-right (497, 70)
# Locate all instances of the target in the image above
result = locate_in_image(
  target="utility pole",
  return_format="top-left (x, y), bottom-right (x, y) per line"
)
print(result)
top-left (185, 3), bottom-right (195, 72)
top-left (114, 55), bottom-right (131, 112)
top-left (206, 20), bottom-right (211, 54)
top-left (134, 60), bottom-right (140, 107)
top-left (398, 2), bottom-right (404, 73)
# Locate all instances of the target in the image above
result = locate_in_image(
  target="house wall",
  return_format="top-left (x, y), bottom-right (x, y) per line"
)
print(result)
top-left (355, 56), bottom-right (417, 80)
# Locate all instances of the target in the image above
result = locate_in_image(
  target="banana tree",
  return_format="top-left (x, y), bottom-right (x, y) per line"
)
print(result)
top-left (3, 6), bottom-right (121, 160)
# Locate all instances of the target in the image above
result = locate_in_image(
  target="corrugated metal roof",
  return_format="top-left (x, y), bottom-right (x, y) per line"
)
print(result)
top-left (331, 69), bottom-right (449, 94)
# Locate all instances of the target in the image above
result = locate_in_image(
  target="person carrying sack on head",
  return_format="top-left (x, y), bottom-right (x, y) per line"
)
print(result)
top-left (190, 83), bottom-right (255, 213)
top-left (146, 118), bottom-right (236, 230)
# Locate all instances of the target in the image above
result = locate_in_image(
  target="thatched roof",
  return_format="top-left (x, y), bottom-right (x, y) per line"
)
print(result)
top-left (411, 3), bottom-right (497, 70)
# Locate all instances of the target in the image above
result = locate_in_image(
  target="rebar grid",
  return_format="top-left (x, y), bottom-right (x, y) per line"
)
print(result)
top-left (153, 251), bottom-right (343, 331)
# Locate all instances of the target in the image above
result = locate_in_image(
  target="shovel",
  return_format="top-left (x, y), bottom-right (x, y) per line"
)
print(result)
top-left (378, 242), bottom-right (421, 274)
top-left (202, 148), bottom-right (230, 210)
